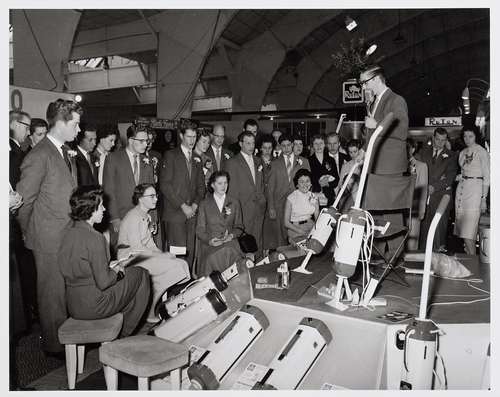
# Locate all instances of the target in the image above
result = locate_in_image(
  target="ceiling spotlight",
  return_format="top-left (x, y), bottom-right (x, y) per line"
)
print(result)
top-left (269, 116), bottom-right (274, 121)
top-left (365, 44), bottom-right (377, 56)
top-left (74, 94), bottom-right (83, 103)
top-left (461, 87), bottom-right (469, 100)
top-left (315, 114), bottom-right (321, 119)
top-left (345, 16), bottom-right (357, 31)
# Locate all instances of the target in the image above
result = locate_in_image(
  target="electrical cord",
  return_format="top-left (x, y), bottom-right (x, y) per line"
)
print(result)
top-left (22, 10), bottom-right (58, 91)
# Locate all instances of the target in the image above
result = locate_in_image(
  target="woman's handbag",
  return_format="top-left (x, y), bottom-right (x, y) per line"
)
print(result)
top-left (235, 226), bottom-right (258, 253)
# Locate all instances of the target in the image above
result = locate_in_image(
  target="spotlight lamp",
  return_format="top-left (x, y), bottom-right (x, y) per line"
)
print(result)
top-left (461, 78), bottom-right (489, 115)
top-left (74, 94), bottom-right (83, 103)
top-left (345, 16), bottom-right (357, 31)
top-left (365, 44), bottom-right (377, 56)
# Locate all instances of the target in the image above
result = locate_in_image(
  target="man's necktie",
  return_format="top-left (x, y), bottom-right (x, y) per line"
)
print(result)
top-left (186, 151), bottom-right (192, 178)
top-left (61, 145), bottom-right (72, 172)
top-left (285, 155), bottom-right (293, 180)
top-left (215, 148), bottom-right (221, 171)
top-left (133, 154), bottom-right (140, 184)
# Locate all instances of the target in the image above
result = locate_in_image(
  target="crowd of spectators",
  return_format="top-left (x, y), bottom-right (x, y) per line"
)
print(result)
top-left (9, 96), bottom-right (490, 388)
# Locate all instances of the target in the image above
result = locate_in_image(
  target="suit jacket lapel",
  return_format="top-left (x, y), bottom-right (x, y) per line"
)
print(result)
top-left (45, 138), bottom-right (76, 185)
top-left (374, 88), bottom-right (392, 121)
top-left (238, 153), bottom-right (255, 186)
top-left (119, 149), bottom-right (136, 187)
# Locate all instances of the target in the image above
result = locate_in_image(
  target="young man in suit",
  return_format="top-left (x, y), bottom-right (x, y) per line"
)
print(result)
top-left (359, 65), bottom-right (409, 259)
top-left (16, 99), bottom-right (82, 355)
top-left (225, 131), bottom-right (267, 259)
top-left (160, 127), bottom-right (206, 272)
top-left (102, 125), bottom-right (155, 253)
top-left (267, 134), bottom-right (311, 247)
top-left (74, 124), bottom-right (98, 186)
top-left (207, 124), bottom-right (232, 171)
top-left (229, 119), bottom-right (262, 155)
top-left (416, 127), bottom-right (458, 251)
top-left (94, 124), bottom-right (117, 186)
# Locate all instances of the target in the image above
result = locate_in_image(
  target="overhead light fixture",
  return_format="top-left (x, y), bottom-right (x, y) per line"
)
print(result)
top-left (316, 114), bottom-right (320, 119)
top-left (461, 78), bottom-right (489, 115)
top-left (365, 44), bottom-right (377, 56)
top-left (269, 116), bottom-right (274, 121)
top-left (461, 87), bottom-right (469, 100)
top-left (74, 94), bottom-right (83, 103)
top-left (345, 16), bottom-right (357, 31)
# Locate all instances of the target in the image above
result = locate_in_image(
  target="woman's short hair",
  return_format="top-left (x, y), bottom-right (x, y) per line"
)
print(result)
top-left (461, 125), bottom-right (482, 145)
top-left (69, 186), bottom-right (103, 221)
top-left (207, 170), bottom-right (230, 194)
top-left (132, 183), bottom-right (156, 205)
top-left (311, 134), bottom-right (325, 143)
top-left (347, 139), bottom-right (362, 150)
top-left (293, 168), bottom-right (312, 188)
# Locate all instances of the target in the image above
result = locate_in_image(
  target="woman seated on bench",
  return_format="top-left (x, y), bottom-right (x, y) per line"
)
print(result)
top-left (118, 183), bottom-right (190, 323)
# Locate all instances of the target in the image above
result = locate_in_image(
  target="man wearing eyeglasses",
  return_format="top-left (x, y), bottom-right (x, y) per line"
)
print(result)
top-left (102, 124), bottom-right (155, 255)
top-left (358, 65), bottom-right (409, 260)
top-left (206, 124), bottom-right (232, 171)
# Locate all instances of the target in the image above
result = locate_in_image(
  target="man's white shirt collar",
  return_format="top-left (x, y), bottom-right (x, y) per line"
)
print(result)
top-left (47, 134), bottom-right (65, 157)
top-left (181, 144), bottom-right (192, 159)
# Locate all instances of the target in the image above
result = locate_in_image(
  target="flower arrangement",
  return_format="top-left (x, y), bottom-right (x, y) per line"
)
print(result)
top-left (331, 37), bottom-right (372, 78)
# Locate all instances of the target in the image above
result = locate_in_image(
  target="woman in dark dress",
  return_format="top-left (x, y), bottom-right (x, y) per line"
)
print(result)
top-left (58, 186), bottom-right (150, 337)
top-left (308, 134), bottom-right (337, 207)
top-left (196, 171), bottom-right (245, 276)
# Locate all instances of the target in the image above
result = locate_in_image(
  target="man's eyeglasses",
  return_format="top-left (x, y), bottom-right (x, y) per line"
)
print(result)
top-left (358, 74), bottom-right (377, 86)
top-left (17, 120), bottom-right (31, 128)
top-left (142, 194), bottom-right (158, 198)
top-left (213, 134), bottom-right (225, 138)
top-left (132, 138), bottom-right (150, 144)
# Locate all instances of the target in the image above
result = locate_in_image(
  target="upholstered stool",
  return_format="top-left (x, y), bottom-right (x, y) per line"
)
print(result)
top-left (58, 313), bottom-right (123, 389)
top-left (99, 335), bottom-right (189, 390)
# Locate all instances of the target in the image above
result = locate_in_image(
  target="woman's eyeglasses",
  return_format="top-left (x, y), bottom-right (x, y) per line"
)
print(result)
top-left (142, 194), bottom-right (158, 198)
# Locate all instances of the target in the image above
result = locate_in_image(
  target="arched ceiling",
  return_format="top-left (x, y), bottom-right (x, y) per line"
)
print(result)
top-left (24, 8), bottom-right (488, 125)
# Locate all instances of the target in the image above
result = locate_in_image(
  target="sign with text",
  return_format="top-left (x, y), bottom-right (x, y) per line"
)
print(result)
top-left (342, 80), bottom-right (364, 104)
top-left (424, 117), bottom-right (462, 127)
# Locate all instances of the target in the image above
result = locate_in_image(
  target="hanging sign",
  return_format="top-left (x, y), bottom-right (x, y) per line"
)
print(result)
top-left (424, 117), bottom-right (462, 127)
top-left (342, 80), bottom-right (364, 104)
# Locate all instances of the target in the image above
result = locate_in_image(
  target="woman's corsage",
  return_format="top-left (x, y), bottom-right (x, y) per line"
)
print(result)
top-left (297, 158), bottom-right (303, 166)
top-left (442, 153), bottom-right (449, 159)
top-left (94, 160), bottom-right (100, 168)
top-left (143, 157), bottom-right (150, 165)
top-left (223, 204), bottom-right (232, 217)
top-left (224, 153), bottom-right (231, 160)
top-left (257, 164), bottom-right (263, 172)
top-left (325, 163), bottom-right (331, 171)
top-left (193, 156), bottom-right (202, 163)
top-left (308, 192), bottom-right (318, 204)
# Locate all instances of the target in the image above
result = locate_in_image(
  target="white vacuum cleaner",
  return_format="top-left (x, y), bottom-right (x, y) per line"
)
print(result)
top-left (252, 317), bottom-right (332, 390)
top-left (400, 194), bottom-right (450, 389)
top-left (187, 305), bottom-right (269, 390)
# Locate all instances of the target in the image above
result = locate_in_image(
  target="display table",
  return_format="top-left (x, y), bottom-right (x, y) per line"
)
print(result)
top-left (151, 253), bottom-right (490, 390)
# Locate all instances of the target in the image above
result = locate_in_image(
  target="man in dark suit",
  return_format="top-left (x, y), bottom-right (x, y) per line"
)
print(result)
top-left (16, 99), bottom-right (81, 355)
top-left (229, 119), bottom-right (263, 155)
top-left (206, 124), bottom-right (232, 171)
top-left (102, 125), bottom-right (155, 253)
top-left (9, 110), bottom-right (31, 187)
top-left (359, 65), bottom-right (409, 258)
top-left (94, 124), bottom-right (117, 186)
top-left (326, 132), bottom-right (349, 184)
top-left (416, 127), bottom-right (458, 251)
top-left (267, 134), bottom-right (311, 247)
top-left (73, 124), bottom-right (98, 186)
top-left (225, 131), bottom-right (267, 259)
top-left (9, 110), bottom-right (32, 340)
top-left (160, 127), bottom-right (205, 271)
